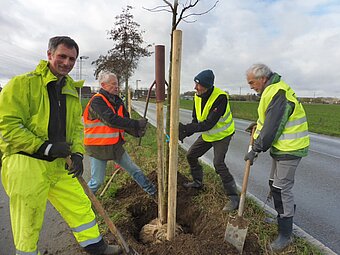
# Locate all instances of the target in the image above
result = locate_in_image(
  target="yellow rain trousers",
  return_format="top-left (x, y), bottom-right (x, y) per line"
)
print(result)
top-left (1, 154), bottom-right (102, 255)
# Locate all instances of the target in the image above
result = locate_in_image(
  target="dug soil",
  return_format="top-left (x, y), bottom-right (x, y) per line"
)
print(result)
top-left (102, 171), bottom-right (262, 255)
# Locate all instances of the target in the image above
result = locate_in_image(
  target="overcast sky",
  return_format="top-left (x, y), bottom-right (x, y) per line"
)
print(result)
top-left (1, 0), bottom-right (340, 98)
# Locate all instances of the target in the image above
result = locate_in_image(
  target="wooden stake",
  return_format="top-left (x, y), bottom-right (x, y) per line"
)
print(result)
top-left (155, 44), bottom-right (167, 224)
top-left (167, 30), bottom-right (182, 241)
top-left (128, 87), bottom-right (132, 116)
top-left (156, 102), bottom-right (166, 223)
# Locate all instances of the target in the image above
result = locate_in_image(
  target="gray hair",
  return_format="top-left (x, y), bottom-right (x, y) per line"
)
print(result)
top-left (246, 63), bottom-right (272, 79)
top-left (48, 36), bottom-right (79, 57)
top-left (98, 71), bottom-right (117, 85)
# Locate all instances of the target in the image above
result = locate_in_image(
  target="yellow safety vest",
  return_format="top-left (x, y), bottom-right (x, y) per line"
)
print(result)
top-left (195, 87), bottom-right (235, 142)
top-left (254, 81), bottom-right (309, 151)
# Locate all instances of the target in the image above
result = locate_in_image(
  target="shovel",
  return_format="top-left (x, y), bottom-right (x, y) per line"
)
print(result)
top-left (66, 158), bottom-right (139, 255)
top-left (224, 126), bottom-right (256, 254)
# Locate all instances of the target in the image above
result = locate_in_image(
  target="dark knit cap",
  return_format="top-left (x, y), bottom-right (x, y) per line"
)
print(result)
top-left (194, 69), bottom-right (215, 88)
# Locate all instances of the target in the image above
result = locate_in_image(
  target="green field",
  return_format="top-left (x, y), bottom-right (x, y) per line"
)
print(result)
top-left (180, 99), bottom-right (340, 137)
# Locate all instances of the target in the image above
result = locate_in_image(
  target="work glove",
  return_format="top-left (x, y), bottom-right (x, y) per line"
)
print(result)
top-left (245, 122), bottom-right (257, 133)
top-left (178, 123), bottom-right (187, 143)
top-left (48, 142), bottom-right (72, 158)
top-left (66, 153), bottom-right (84, 178)
top-left (244, 149), bottom-right (258, 165)
top-left (178, 122), bottom-right (198, 143)
top-left (136, 118), bottom-right (148, 137)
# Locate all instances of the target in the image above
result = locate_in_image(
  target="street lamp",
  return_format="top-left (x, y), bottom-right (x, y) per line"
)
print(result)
top-left (79, 55), bottom-right (89, 100)
top-left (136, 79), bottom-right (141, 90)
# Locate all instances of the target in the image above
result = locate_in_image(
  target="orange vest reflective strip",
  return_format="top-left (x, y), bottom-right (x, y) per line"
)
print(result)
top-left (84, 94), bottom-right (125, 145)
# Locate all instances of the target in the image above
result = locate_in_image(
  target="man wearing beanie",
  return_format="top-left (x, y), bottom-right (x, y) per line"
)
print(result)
top-left (179, 69), bottom-right (238, 212)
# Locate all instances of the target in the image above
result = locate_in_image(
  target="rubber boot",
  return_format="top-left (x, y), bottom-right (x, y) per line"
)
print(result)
top-left (269, 217), bottom-right (293, 252)
top-left (102, 244), bottom-right (123, 255)
top-left (264, 205), bottom-right (296, 225)
top-left (183, 179), bottom-right (203, 189)
top-left (222, 180), bottom-right (239, 212)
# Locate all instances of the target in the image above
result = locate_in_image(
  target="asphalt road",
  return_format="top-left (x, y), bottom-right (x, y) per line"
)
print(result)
top-left (133, 101), bottom-right (340, 254)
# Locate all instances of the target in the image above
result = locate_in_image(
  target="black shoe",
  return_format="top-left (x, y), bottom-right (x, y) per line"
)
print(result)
top-left (183, 180), bottom-right (203, 189)
top-left (102, 244), bottom-right (122, 255)
top-left (222, 195), bottom-right (239, 212)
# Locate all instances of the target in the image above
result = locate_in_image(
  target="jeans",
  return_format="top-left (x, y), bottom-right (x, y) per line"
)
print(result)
top-left (87, 151), bottom-right (156, 195)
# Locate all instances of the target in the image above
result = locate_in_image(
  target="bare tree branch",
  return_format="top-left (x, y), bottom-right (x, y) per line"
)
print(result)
top-left (176, 0), bottom-right (219, 27)
top-left (143, 0), bottom-right (174, 13)
top-left (143, 5), bottom-right (172, 13)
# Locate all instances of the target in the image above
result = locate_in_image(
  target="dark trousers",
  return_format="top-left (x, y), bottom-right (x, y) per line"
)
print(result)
top-left (186, 134), bottom-right (234, 186)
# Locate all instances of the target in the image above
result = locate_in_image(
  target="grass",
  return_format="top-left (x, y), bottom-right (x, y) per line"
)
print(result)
top-left (98, 110), bottom-right (324, 254)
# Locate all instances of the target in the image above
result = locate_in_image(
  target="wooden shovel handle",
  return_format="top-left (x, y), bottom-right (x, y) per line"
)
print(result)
top-left (237, 126), bottom-right (256, 217)
top-left (77, 176), bottom-right (133, 254)
top-left (66, 157), bottom-right (136, 255)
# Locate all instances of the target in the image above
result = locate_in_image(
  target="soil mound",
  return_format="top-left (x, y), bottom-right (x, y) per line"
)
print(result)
top-left (103, 171), bottom-right (261, 255)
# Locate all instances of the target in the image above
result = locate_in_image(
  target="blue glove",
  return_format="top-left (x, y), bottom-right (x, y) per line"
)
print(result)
top-left (244, 150), bottom-right (258, 165)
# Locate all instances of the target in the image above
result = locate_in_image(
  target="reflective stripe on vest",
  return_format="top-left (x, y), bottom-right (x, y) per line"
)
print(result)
top-left (195, 87), bottom-right (235, 142)
top-left (84, 93), bottom-right (124, 145)
top-left (254, 80), bottom-right (309, 151)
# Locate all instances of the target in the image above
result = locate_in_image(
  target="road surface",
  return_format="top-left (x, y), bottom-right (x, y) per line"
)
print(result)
top-left (133, 101), bottom-right (340, 254)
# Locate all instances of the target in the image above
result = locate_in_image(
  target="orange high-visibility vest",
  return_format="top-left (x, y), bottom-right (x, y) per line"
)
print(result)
top-left (84, 93), bottom-right (124, 145)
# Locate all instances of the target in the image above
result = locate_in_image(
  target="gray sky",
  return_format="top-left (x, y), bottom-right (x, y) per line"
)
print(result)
top-left (1, 0), bottom-right (340, 98)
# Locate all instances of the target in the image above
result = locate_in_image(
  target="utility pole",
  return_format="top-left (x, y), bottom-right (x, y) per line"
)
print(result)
top-left (79, 55), bottom-right (89, 100)
top-left (136, 79), bottom-right (141, 90)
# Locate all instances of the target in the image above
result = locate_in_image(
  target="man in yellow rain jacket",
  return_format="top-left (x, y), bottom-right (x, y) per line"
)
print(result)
top-left (245, 63), bottom-right (309, 252)
top-left (0, 36), bottom-right (121, 255)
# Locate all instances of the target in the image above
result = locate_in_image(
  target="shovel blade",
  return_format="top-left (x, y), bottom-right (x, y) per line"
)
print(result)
top-left (224, 216), bottom-right (249, 254)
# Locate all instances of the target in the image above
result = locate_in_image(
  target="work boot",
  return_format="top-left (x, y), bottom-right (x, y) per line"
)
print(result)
top-left (269, 217), bottom-right (293, 252)
top-left (222, 180), bottom-right (239, 212)
top-left (183, 180), bottom-right (203, 189)
top-left (102, 244), bottom-right (122, 255)
top-left (222, 195), bottom-right (239, 212)
top-left (84, 239), bottom-right (122, 255)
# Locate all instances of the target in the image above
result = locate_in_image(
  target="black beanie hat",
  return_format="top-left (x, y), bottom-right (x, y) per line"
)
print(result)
top-left (194, 69), bottom-right (215, 89)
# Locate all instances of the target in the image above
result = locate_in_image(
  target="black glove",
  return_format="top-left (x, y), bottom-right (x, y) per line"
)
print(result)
top-left (137, 118), bottom-right (148, 129)
top-left (49, 142), bottom-right (72, 158)
top-left (66, 153), bottom-right (84, 178)
top-left (185, 123), bottom-right (198, 137)
top-left (136, 118), bottom-right (148, 137)
top-left (245, 122), bottom-right (257, 133)
top-left (244, 149), bottom-right (258, 165)
top-left (179, 123), bottom-right (187, 143)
